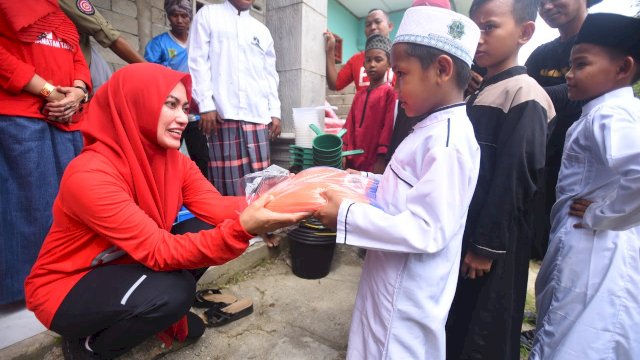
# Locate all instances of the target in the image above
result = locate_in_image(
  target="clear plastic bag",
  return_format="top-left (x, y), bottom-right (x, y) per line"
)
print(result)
top-left (247, 166), bottom-right (377, 213)
top-left (242, 164), bottom-right (292, 204)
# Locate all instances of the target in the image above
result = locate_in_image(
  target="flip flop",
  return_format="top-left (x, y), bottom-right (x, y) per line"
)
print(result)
top-left (193, 289), bottom-right (238, 309)
top-left (203, 298), bottom-right (254, 327)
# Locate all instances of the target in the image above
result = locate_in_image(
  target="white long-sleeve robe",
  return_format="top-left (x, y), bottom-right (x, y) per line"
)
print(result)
top-left (531, 87), bottom-right (640, 359)
top-left (336, 104), bottom-right (480, 359)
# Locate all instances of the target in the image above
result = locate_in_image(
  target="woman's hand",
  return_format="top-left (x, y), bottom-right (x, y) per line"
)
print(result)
top-left (570, 198), bottom-right (593, 229)
top-left (259, 233), bottom-right (280, 248)
top-left (44, 86), bottom-right (85, 123)
top-left (239, 194), bottom-right (311, 235)
top-left (312, 189), bottom-right (346, 230)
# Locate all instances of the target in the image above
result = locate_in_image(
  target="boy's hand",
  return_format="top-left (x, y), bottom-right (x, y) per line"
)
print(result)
top-left (269, 117), bottom-right (281, 140)
top-left (460, 250), bottom-right (492, 279)
top-left (313, 189), bottom-right (346, 230)
top-left (570, 198), bottom-right (593, 229)
top-left (373, 155), bottom-right (387, 174)
top-left (200, 111), bottom-right (224, 135)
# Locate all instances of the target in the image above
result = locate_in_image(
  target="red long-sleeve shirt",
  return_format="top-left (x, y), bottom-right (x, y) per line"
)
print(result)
top-left (25, 152), bottom-right (252, 327)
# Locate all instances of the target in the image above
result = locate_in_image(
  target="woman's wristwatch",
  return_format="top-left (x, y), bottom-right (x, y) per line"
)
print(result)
top-left (74, 85), bottom-right (89, 103)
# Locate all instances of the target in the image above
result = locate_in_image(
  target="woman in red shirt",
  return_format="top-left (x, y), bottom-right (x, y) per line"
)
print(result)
top-left (25, 63), bottom-right (308, 359)
top-left (0, 0), bottom-right (91, 305)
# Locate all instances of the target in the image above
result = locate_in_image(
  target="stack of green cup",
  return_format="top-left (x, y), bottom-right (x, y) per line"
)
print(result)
top-left (289, 145), bottom-right (314, 169)
top-left (309, 124), bottom-right (363, 169)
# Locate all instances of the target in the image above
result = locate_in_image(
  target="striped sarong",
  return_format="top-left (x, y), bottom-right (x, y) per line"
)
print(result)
top-left (207, 120), bottom-right (270, 195)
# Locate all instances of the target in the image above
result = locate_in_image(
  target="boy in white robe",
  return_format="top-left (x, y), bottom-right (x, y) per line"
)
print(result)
top-left (531, 13), bottom-right (640, 359)
top-left (313, 7), bottom-right (481, 359)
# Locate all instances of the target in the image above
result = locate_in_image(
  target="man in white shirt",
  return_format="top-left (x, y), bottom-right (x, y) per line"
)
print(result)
top-left (189, 0), bottom-right (281, 195)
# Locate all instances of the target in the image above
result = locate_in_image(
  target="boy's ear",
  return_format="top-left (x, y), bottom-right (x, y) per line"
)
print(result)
top-left (518, 21), bottom-right (535, 46)
top-left (388, 21), bottom-right (394, 32)
top-left (616, 56), bottom-right (636, 82)
top-left (435, 55), bottom-right (454, 85)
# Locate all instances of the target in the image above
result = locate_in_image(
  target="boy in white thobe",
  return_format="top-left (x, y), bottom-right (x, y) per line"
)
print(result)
top-left (314, 7), bottom-right (481, 359)
top-left (531, 13), bottom-right (640, 359)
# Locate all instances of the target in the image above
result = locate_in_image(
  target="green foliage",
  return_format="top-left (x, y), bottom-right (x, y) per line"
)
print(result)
top-left (634, 81), bottom-right (640, 98)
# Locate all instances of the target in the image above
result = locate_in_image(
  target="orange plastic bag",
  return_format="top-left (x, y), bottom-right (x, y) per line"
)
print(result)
top-left (251, 167), bottom-right (376, 213)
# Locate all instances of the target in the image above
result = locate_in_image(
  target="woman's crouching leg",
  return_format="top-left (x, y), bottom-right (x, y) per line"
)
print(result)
top-left (50, 263), bottom-right (196, 359)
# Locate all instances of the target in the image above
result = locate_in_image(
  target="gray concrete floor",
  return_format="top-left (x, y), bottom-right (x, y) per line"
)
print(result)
top-left (41, 244), bottom-right (362, 360)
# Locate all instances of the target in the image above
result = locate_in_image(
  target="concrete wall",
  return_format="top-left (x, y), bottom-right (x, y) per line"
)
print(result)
top-left (267, 0), bottom-right (327, 135)
top-left (266, 0), bottom-right (327, 168)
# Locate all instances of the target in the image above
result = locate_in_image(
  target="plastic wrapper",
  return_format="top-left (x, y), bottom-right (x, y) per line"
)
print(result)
top-left (242, 164), bottom-right (291, 201)
top-left (247, 166), bottom-right (377, 213)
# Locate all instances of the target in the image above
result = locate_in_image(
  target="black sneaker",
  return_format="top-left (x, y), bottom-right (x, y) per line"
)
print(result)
top-left (61, 337), bottom-right (99, 360)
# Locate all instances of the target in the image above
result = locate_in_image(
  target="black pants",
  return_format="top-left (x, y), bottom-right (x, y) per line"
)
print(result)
top-left (183, 121), bottom-right (210, 178)
top-left (50, 218), bottom-right (213, 359)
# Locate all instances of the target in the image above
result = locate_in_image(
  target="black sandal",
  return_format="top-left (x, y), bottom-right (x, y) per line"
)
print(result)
top-left (193, 289), bottom-right (238, 309)
top-left (203, 298), bottom-right (254, 327)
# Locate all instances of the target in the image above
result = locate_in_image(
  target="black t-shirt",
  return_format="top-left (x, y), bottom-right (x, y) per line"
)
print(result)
top-left (525, 36), bottom-right (574, 87)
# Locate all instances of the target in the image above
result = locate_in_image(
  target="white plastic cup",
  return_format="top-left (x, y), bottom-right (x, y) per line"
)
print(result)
top-left (292, 107), bottom-right (324, 145)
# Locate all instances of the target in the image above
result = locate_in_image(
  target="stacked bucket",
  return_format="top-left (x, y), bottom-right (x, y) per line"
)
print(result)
top-left (288, 218), bottom-right (337, 279)
top-left (287, 109), bottom-right (364, 279)
top-left (309, 124), bottom-right (362, 168)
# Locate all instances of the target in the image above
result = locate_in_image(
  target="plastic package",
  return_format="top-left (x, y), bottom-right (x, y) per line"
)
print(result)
top-left (242, 164), bottom-right (291, 202)
top-left (248, 167), bottom-right (377, 213)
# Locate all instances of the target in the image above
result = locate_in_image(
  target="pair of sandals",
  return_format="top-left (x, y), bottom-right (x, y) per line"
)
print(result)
top-left (193, 289), bottom-right (254, 327)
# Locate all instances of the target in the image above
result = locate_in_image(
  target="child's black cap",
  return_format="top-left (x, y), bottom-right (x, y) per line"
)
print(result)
top-left (366, 34), bottom-right (392, 55)
top-left (575, 13), bottom-right (640, 60)
top-left (586, 0), bottom-right (602, 8)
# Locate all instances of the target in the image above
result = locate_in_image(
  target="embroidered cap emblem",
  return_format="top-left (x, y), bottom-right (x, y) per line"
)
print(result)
top-left (77, 0), bottom-right (95, 15)
top-left (448, 19), bottom-right (465, 40)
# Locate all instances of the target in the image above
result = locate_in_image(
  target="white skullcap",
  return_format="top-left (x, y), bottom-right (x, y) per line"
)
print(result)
top-left (394, 6), bottom-right (480, 67)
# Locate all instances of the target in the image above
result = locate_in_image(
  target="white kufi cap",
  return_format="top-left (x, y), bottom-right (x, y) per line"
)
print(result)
top-left (394, 6), bottom-right (480, 67)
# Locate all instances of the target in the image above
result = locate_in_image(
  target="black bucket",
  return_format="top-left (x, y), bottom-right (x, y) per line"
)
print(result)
top-left (288, 221), bottom-right (336, 279)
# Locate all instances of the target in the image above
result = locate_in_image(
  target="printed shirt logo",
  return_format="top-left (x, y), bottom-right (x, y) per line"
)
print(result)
top-left (448, 20), bottom-right (465, 40)
top-left (540, 67), bottom-right (570, 78)
top-left (76, 0), bottom-right (95, 15)
top-left (168, 48), bottom-right (177, 58)
top-left (35, 32), bottom-right (72, 51)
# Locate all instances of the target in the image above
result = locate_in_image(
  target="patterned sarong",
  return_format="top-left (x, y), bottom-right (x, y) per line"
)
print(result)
top-left (207, 120), bottom-right (270, 196)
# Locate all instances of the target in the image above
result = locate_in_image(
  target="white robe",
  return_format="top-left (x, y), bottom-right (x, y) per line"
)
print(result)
top-left (336, 104), bottom-right (480, 359)
top-left (531, 87), bottom-right (640, 359)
